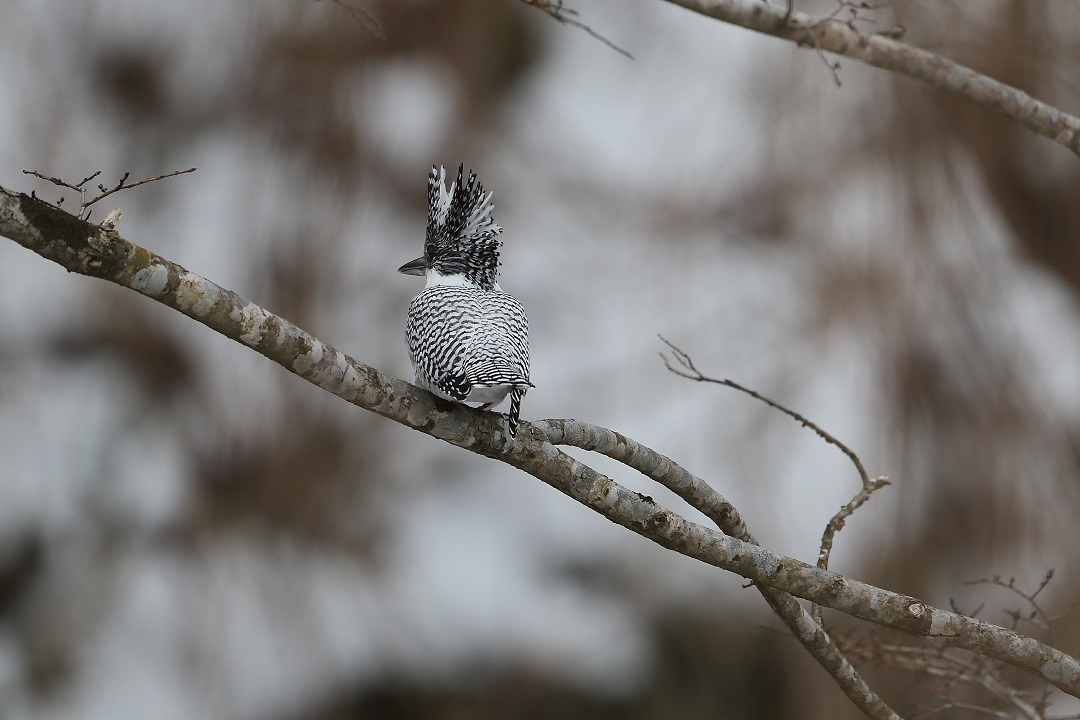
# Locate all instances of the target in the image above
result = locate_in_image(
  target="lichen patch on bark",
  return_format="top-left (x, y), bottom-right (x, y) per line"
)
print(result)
top-left (234, 302), bottom-right (270, 346)
top-left (175, 272), bottom-right (220, 316)
top-left (131, 264), bottom-right (169, 295)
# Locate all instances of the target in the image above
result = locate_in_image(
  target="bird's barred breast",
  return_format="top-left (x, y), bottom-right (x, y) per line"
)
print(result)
top-left (405, 285), bottom-right (530, 394)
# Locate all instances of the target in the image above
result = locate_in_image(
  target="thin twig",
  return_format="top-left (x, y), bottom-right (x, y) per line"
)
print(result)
top-left (950, 596), bottom-right (985, 619)
top-left (877, 643), bottom-right (1047, 720)
top-left (316, 0), bottom-right (384, 38)
top-left (660, 336), bottom-right (869, 478)
top-left (834, 0), bottom-right (891, 28)
top-left (21, 169), bottom-right (101, 216)
top-left (519, 0), bottom-right (634, 60)
top-left (965, 571), bottom-right (1063, 637)
top-left (22, 168), bottom-right (196, 221)
top-left (658, 336), bottom-right (891, 626)
top-left (84, 168), bottom-right (196, 213)
top-left (794, 0), bottom-right (889, 86)
top-left (800, 22), bottom-right (843, 86)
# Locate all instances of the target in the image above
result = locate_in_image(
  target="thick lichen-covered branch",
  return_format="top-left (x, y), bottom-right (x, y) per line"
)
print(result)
top-left (2, 186), bottom-right (1079, 706)
top-left (537, 418), bottom-right (899, 719)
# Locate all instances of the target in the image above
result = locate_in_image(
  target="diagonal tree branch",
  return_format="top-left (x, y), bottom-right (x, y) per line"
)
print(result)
top-left (537, 418), bottom-right (899, 719)
top-left (2, 185), bottom-right (1079, 709)
top-left (658, 0), bottom-right (1080, 157)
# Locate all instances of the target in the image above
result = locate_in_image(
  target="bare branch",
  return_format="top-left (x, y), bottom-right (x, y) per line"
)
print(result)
top-left (519, 0), bottom-right (634, 60)
top-left (316, 0), bottom-right (384, 38)
top-left (877, 643), bottom-right (1049, 720)
top-left (538, 417), bottom-right (900, 718)
top-left (83, 168), bottom-right (196, 214)
top-left (659, 336), bottom-right (896, 629)
top-left (2, 186), bottom-right (1080, 703)
top-left (661, 335), bottom-right (871, 482)
top-left (22, 168), bottom-right (196, 221)
top-left (965, 572), bottom-right (1063, 637)
top-left (658, 0), bottom-right (1080, 157)
top-left (803, 22), bottom-right (844, 87)
top-left (659, 335), bottom-right (890, 600)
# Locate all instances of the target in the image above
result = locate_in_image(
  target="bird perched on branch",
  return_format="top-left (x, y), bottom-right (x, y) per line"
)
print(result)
top-left (399, 165), bottom-right (532, 437)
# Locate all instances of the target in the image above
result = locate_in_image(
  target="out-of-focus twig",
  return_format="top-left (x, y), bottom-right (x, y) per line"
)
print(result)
top-left (519, 0), bottom-right (633, 59)
top-left (847, 572), bottom-right (1080, 718)
top-left (317, 0), bottom-right (384, 38)
top-left (875, 643), bottom-right (1051, 720)
top-left (964, 571), bottom-right (1080, 640)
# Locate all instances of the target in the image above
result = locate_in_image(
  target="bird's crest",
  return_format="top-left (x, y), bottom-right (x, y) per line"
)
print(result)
top-left (425, 164), bottom-right (503, 290)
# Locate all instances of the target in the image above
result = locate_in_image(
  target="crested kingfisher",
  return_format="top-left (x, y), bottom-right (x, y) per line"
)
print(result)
top-left (398, 165), bottom-right (532, 437)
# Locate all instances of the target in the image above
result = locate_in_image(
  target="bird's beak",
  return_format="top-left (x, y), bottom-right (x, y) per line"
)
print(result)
top-left (398, 257), bottom-right (427, 276)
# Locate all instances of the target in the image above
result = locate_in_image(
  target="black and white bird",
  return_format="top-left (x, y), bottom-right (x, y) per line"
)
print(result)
top-left (398, 165), bottom-right (532, 437)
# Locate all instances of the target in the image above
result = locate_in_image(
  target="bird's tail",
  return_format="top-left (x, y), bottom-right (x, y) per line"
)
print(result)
top-left (508, 387), bottom-right (527, 438)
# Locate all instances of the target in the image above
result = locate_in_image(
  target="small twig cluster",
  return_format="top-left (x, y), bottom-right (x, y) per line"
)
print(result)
top-left (799, 1), bottom-right (888, 87)
top-left (965, 571), bottom-right (1079, 639)
top-left (836, 573), bottom-right (1079, 719)
top-left (834, 0), bottom-right (891, 28)
top-left (790, 0), bottom-right (903, 87)
top-left (22, 168), bottom-right (195, 223)
top-left (886, 642), bottom-right (1062, 720)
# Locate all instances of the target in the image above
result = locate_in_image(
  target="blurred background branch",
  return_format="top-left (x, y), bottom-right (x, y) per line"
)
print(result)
top-left (659, 0), bottom-right (1080, 156)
